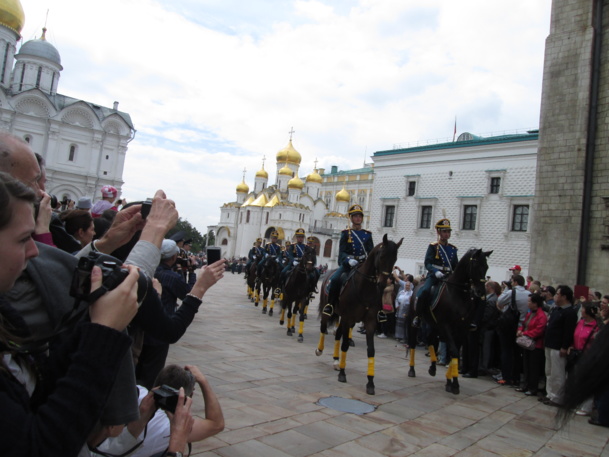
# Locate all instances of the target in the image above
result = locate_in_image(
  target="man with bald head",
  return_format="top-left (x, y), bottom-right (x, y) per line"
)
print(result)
top-left (0, 133), bottom-right (44, 196)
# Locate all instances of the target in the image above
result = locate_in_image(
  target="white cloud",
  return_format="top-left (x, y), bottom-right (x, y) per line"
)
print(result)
top-left (20, 0), bottom-right (551, 233)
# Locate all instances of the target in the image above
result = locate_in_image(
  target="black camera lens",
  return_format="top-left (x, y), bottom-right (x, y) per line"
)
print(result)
top-left (50, 194), bottom-right (58, 209)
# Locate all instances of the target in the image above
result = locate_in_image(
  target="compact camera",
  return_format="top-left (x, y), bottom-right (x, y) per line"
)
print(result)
top-left (70, 251), bottom-right (150, 304)
top-left (152, 384), bottom-right (181, 413)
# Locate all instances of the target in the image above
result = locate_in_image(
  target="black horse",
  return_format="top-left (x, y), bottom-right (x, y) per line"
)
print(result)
top-left (259, 256), bottom-right (281, 317)
top-left (315, 234), bottom-right (402, 395)
top-left (245, 252), bottom-right (263, 304)
top-left (279, 246), bottom-right (316, 342)
top-left (407, 247), bottom-right (492, 394)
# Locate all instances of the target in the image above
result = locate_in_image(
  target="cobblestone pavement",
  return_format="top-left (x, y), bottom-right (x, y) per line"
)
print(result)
top-left (166, 272), bottom-right (609, 457)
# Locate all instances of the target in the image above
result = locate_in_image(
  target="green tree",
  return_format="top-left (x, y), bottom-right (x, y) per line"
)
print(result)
top-left (167, 218), bottom-right (205, 253)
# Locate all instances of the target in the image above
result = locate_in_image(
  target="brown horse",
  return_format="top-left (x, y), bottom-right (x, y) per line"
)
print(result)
top-left (406, 248), bottom-right (492, 394)
top-left (315, 234), bottom-right (402, 395)
top-left (279, 246), bottom-right (316, 342)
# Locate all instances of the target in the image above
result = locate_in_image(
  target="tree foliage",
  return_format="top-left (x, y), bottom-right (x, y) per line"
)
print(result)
top-left (167, 218), bottom-right (205, 252)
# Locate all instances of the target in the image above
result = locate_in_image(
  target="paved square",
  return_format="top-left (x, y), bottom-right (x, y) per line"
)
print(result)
top-left (167, 272), bottom-right (609, 456)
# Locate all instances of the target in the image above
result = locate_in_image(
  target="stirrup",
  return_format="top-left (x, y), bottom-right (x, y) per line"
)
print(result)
top-left (322, 304), bottom-right (334, 317)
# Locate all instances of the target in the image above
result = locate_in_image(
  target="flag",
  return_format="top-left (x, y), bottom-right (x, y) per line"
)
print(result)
top-left (452, 117), bottom-right (457, 142)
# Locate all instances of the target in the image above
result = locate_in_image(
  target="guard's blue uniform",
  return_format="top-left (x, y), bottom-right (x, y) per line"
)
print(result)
top-left (417, 241), bottom-right (459, 300)
top-left (327, 228), bottom-right (374, 303)
top-left (281, 242), bottom-right (308, 281)
top-left (257, 242), bottom-right (282, 275)
top-left (245, 245), bottom-right (264, 273)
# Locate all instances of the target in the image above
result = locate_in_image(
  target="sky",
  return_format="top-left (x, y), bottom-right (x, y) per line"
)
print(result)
top-left (20, 0), bottom-right (552, 235)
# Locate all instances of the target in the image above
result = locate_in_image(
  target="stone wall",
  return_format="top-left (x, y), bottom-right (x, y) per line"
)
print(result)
top-left (530, 0), bottom-right (609, 290)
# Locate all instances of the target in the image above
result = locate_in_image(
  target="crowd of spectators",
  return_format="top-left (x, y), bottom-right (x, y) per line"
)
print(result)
top-left (0, 132), bottom-right (226, 456)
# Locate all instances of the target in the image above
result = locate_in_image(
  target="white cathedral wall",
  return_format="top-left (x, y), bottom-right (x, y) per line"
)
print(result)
top-left (371, 139), bottom-right (537, 282)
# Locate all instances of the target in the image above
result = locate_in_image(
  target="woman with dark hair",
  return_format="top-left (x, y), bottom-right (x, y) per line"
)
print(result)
top-left (0, 171), bottom-right (143, 456)
top-left (60, 209), bottom-right (95, 248)
top-left (515, 293), bottom-right (547, 396)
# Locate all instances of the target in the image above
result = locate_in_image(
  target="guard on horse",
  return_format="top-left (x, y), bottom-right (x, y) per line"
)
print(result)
top-left (413, 217), bottom-right (458, 328)
top-left (325, 204), bottom-right (374, 316)
top-left (257, 231), bottom-right (282, 277)
top-left (280, 228), bottom-right (308, 284)
top-left (245, 238), bottom-right (264, 279)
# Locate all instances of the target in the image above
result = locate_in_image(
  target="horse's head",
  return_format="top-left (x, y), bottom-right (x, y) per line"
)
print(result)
top-left (462, 248), bottom-right (493, 298)
top-left (371, 234), bottom-right (403, 283)
top-left (302, 245), bottom-right (316, 272)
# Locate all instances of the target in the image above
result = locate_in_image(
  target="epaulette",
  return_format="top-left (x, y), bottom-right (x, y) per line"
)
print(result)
top-left (430, 242), bottom-right (438, 246)
top-left (342, 229), bottom-right (349, 233)
top-left (363, 229), bottom-right (371, 234)
top-left (448, 243), bottom-right (457, 249)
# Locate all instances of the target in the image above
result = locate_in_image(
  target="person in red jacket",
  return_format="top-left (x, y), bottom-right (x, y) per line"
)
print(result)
top-left (516, 293), bottom-right (547, 396)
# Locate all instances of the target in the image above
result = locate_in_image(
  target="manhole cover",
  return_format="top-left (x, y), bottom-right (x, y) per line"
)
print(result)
top-left (317, 396), bottom-right (376, 415)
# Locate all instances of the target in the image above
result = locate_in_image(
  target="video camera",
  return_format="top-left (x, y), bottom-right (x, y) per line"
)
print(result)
top-left (70, 251), bottom-right (150, 304)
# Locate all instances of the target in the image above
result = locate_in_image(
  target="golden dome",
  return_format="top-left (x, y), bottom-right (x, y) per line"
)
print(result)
top-left (276, 140), bottom-right (302, 165)
top-left (236, 179), bottom-right (249, 193)
top-left (306, 169), bottom-right (322, 184)
top-left (0, 0), bottom-right (24, 35)
top-left (278, 164), bottom-right (293, 176)
top-left (255, 166), bottom-right (268, 179)
top-left (335, 186), bottom-right (350, 202)
top-left (288, 176), bottom-right (304, 190)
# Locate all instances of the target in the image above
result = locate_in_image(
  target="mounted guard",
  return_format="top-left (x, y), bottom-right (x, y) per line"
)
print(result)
top-left (413, 217), bottom-right (458, 328)
top-left (325, 204), bottom-right (374, 316)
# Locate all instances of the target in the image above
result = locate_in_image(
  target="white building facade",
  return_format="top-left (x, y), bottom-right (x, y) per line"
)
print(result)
top-left (370, 132), bottom-right (538, 281)
top-left (0, 0), bottom-right (135, 202)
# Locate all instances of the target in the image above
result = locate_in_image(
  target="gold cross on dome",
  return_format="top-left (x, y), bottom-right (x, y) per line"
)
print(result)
top-left (288, 127), bottom-right (295, 141)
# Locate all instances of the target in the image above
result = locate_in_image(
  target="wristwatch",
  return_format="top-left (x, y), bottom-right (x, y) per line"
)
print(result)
top-left (165, 452), bottom-right (183, 457)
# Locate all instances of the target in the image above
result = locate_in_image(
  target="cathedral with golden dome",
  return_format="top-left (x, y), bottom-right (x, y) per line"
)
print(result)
top-left (210, 136), bottom-right (374, 266)
top-left (0, 0), bottom-right (134, 201)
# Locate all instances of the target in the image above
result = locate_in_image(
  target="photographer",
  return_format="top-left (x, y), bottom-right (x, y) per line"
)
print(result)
top-left (136, 239), bottom-right (197, 389)
top-left (0, 172), bottom-right (139, 457)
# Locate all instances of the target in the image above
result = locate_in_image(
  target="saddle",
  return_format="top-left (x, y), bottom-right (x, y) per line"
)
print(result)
top-left (417, 282), bottom-right (447, 313)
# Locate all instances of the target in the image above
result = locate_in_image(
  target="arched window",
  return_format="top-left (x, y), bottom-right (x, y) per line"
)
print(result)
top-left (323, 239), bottom-right (332, 258)
top-left (68, 144), bottom-right (76, 162)
top-left (246, 210), bottom-right (250, 223)
top-left (221, 238), bottom-right (228, 245)
top-left (265, 212), bottom-right (269, 224)
top-left (23, 135), bottom-right (31, 144)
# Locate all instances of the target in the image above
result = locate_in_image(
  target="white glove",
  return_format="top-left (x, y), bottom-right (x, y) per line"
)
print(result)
top-left (435, 271), bottom-right (444, 279)
top-left (348, 259), bottom-right (358, 267)
top-left (293, 260), bottom-right (299, 266)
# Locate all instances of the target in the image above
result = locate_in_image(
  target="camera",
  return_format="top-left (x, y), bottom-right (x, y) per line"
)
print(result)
top-left (152, 384), bottom-right (181, 413)
top-left (70, 251), bottom-right (150, 304)
top-left (140, 198), bottom-right (153, 219)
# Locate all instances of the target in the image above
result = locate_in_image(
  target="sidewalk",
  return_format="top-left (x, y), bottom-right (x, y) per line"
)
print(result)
top-left (167, 272), bottom-right (609, 457)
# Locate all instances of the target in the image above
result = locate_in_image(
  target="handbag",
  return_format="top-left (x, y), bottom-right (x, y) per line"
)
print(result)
top-left (382, 303), bottom-right (393, 312)
top-left (497, 289), bottom-right (520, 332)
top-left (516, 335), bottom-right (536, 351)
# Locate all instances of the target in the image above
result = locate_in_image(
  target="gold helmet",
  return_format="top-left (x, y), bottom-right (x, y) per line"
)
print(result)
top-left (256, 237), bottom-right (262, 243)
top-left (295, 228), bottom-right (305, 236)
top-left (435, 218), bottom-right (452, 231)
top-left (307, 236), bottom-right (315, 244)
top-left (348, 204), bottom-right (364, 217)
top-left (270, 230), bottom-right (279, 238)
